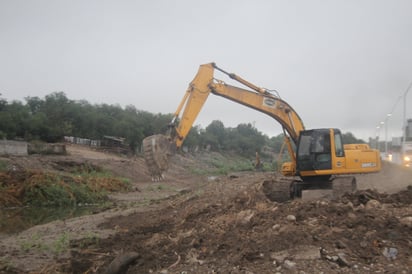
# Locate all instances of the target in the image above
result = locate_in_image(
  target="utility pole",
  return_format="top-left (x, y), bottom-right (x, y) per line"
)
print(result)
top-left (402, 81), bottom-right (412, 151)
top-left (385, 114), bottom-right (391, 155)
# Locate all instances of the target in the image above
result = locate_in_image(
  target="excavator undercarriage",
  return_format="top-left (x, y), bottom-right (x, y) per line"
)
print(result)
top-left (262, 176), bottom-right (357, 203)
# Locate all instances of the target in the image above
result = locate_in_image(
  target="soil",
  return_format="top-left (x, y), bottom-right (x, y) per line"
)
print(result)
top-left (1, 144), bottom-right (412, 273)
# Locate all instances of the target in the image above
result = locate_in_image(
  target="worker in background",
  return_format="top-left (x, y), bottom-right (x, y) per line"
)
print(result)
top-left (254, 151), bottom-right (263, 171)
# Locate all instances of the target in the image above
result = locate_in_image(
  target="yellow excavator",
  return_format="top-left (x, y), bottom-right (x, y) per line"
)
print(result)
top-left (143, 63), bottom-right (381, 201)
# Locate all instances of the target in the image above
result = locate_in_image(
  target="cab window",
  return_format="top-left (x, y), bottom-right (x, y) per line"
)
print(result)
top-left (334, 132), bottom-right (344, 157)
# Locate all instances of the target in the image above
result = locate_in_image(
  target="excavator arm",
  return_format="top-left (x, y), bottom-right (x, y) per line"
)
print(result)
top-left (143, 63), bottom-right (305, 179)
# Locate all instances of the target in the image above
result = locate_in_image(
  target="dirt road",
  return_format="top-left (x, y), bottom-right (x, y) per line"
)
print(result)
top-left (1, 145), bottom-right (412, 273)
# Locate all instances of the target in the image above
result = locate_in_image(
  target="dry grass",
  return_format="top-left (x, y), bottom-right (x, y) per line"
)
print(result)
top-left (0, 170), bottom-right (129, 207)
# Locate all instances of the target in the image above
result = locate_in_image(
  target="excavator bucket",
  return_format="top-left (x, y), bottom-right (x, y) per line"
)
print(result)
top-left (142, 134), bottom-right (173, 181)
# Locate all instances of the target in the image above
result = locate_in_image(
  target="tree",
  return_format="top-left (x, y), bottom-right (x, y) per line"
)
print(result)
top-left (0, 92), bottom-right (280, 156)
top-left (202, 120), bottom-right (226, 150)
top-left (184, 125), bottom-right (202, 151)
top-left (266, 134), bottom-right (287, 154)
top-left (0, 93), bottom-right (7, 111)
top-left (225, 123), bottom-right (265, 156)
top-left (0, 100), bottom-right (30, 139)
top-left (25, 96), bottom-right (43, 114)
top-left (40, 92), bottom-right (74, 141)
top-left (342, 132), bottom-right (365, 144)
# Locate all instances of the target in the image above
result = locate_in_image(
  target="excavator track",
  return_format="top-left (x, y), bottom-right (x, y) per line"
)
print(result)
top-left (142, 134), bottom-right (172, 181)
top-left (289, 176), bottom-right (357, 200)
top-left (262, 176), bottom-right (357, 202)
top-left (262, 177), bottom-right (293, 203)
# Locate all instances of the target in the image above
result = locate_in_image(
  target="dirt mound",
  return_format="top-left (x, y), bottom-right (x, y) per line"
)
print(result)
top-left (65, 176), bottom-right (412, 274)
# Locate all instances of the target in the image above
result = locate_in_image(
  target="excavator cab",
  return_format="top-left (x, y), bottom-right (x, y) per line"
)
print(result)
top-left (287, 128), bottom-right (381, 199)
top-left (296, 129), bottom-right (335, 173)
top-left (295, 128), bottom-right (380, 180)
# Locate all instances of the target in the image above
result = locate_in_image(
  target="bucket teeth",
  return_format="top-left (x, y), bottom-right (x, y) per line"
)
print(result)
top-left (143, 135), bottom-right (171, 180)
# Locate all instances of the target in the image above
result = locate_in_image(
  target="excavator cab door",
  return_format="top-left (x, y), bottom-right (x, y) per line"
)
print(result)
top-left (296, 129), bottom-right (333, 173)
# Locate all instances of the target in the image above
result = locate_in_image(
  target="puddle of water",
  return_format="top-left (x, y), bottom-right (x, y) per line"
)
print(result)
top-left (0, 205), bottom-right (102, 236)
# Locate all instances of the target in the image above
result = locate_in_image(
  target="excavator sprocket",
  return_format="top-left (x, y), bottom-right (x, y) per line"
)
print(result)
top-left (142, 134), bottom-right (172, 181)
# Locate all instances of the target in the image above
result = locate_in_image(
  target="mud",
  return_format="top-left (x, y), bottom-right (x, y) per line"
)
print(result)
top-left (1, 146), bottom-right (412, 273)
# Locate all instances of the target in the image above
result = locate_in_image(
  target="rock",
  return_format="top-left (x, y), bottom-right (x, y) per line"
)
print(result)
top-left (293, 245), bottom-right (321, 260)
top-left (313, 235), bottom-right (321, 241)
top-left (337, 253), bottom-right (351, 267)
top-left (286, 215), bottom-right (296, 222)
top-left (105, 252), bottom-right (140, 274)
top-left (360, 241), bottom-right (368, 248)
top-left (178, 188), bottom-right (191, 194)
top-left (228, 173), bottom-right (239, 179)
top-left (272, 224), bottom-right (281, 230)
top-left (345, 201), bottom-right (354, 210)
top-left (365, 199), bottom-right (381, 210)
top-left (283, 259), bottom-right (296, 269)
top-left (330, 255), bottom-right (339, 262)
top-left (335, 240), bottom-right (347, 249)
top-left (356, 204), bottom-right (365, 211)
top-left (270, 250), bottom-right (289, 263)
top-left (399, 216), bottom-right (412, 227)
top-left (271, 206), bottom-right (279, 212)
top-left (382, 247), bottom-right (398, 260)
top-left (318, 200), bottom-right (329, 206)
top-left (237, 210), bottom-right (255, 225)
top-left (208, 176), bottom-right (219, 181)
top-left (271, 245), bottom-right (320, 265)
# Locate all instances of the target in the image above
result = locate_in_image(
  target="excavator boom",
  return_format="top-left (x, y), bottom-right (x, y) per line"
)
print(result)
top-left (143, 63), bottom-right (305, 179)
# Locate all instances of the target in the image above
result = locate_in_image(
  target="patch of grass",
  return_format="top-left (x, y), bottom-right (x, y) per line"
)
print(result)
top-left (78, 232), bottom-right (100, 248)
top-left (52, 232), bottom-right (70, 255)
top-left (231, 159), bottom-right (255, 172)
top-left (189, 167), bottom-right (211, 176)
top-left (189, 155), bottom-right (256, 176)
top-left (0, 168), bottom-right (131, 207)
top-left (22, 173), bottom-right (108, 207)
top-left (19, 232), bottom-right (48, 252)
top-left (18, 232), bottom-right (71, 255)
top-left (0, 257), bottom-right (16, 272)
top-left (0, 160), bottom-right (8, 172)
top-left (146, 184), bottom-right (176, 192)
top-left (194, 189), bottom-right (204, 197)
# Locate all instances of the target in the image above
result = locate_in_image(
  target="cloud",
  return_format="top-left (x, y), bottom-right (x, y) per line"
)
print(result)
top-left (1, 0), bottom-right (412, 141)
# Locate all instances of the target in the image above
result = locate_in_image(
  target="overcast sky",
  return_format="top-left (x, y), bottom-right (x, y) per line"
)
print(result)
top-left (1, 0), bottom-right (412, 141)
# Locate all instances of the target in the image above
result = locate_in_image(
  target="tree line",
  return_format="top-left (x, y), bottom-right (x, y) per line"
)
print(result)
top-left (0, 92), bottom-right (365, 156)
